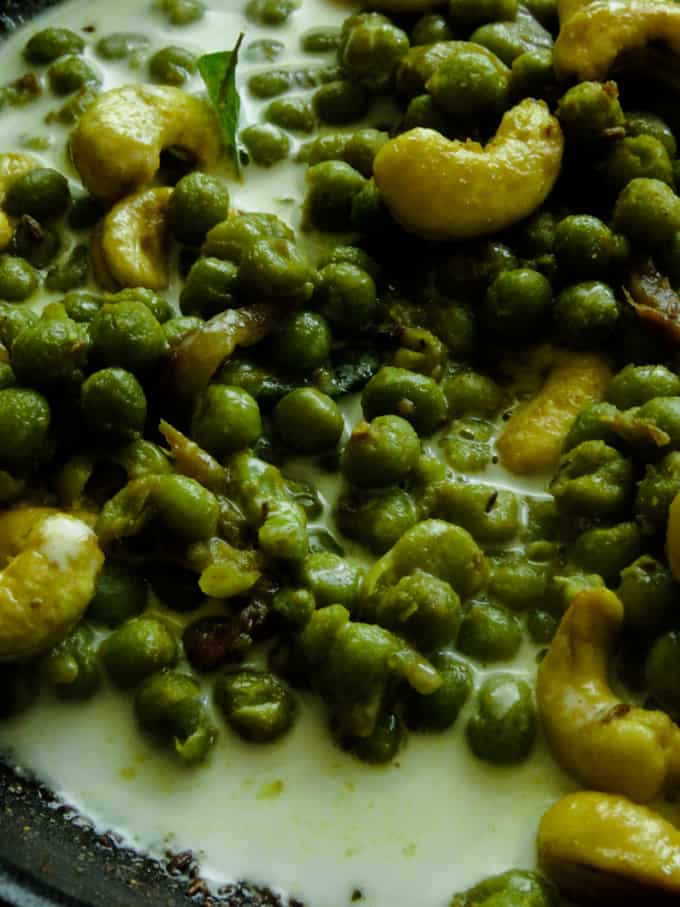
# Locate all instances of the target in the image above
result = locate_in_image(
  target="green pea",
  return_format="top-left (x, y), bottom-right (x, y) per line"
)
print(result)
top-left (80, 367), bottom-right (147, 440)
top-left (4, 168), bottom-right (70, 220)
top-left (470, 13), bottom-right (552, 66)
top-left (100, 617), bottom-right (177, 688)
top-left (87, 561), bottom-right (148, 626)
top-left (374, 570), bottom-right (462, 653)
top-left (215, 669), bottom-right (295, 741)
top-left (554, 214), bottom-right (618, 280)
top-left (0, 256), bottom-right (38, 302)
top-left (428, 301), bottom-right (477, 360)
top-left (274, 387), bottom-right (343, 453)
top-left (437, 240), bottom-right (518, 301)
top-left (338, 487), bottom-right (417, 555)
top-left (96, 32), bottom-right (150, 60)
top-left (614, 177), bottom-right (680, 247)
top-left (442, 369), bottom-right (503, 419)
top-left (68, 195), bottom-right (108, 231)
top-left (10, 216), bottom-right (61, 269)
top-left (248, 69), bottom-right (294, 99)
top-left (633, 396), bottom-right (680, 449)
top-left (646, 630), bottom-right (680, 716)
top-left (48, 55), bottom-right (101, 95)
top-left (466, 673), bottom-right (536, 763)
top-left (45, 244), bottom-right (89, 292)
top-left (109, 287), bottom-right (173, 325)
top-left (401, 93), bottom-right (455, 135)
top-left (239, 238), bottom-right (316, 306)
top-left (241, 123), bottom-right (290, 167)
top-left (451, 870), bottom-right (557, 907)
top-left (482, 267), bottom-right (552, 342)
top-left (570, 521), bottom-right (642, 586)
top-left (617, 555), bottom-right (678, 632)
top-left (163, 315), bottom-right (202, 347)
top-left (42, 624), bottom-right (100, 701)
top-left (246, 0), bottom-right (299, 25)
top-left (90, 300), bottom-right (165, 373)
top-left (0, 363), bottom-right (16, 391)
top-left (317, 262), bottom-right (376, 329)
top-left (24, 28), bottom-right (84, 63)
top-left (430, 482), bottom-right (520, 544)
top-left (488, 557), bottom-right (551, 611)
top-left (47, 85), bottom-right (99, 126)
top-left (160, 0), bottom-right (205, 25)
top-left (299, 551), bottom-right (363, 609)
top-left (457, 601), bottom-right (522, 662)
top-left (527, 609), bottom-right (558, 644)
top-left (342, 415), bottom-right (420, 487)
top-left (312, 80), bottom-right (369, 126)
top-left (427, 47), bottom-right (510, 119)
top-left (350, 178), bottom-right (390, 234)
top-left (149, 45), bottom-right (196, 85)
top-left (180, 257), bottom-right (239, 317)
top-left (301, 27), bottom-right (340, 53)
top-left (556, 80), bottom-right (624, 145)
top-left (410, 14), bottom-right (454, 45)
top-left (272, 587), bottom-right (316, 625)
top-left (191, 384), bottom-right (261, 458)
top-left (304, 160), bottom-right (367, 232)
top-left (216, 357), bottom-right (294, 406)
top-left (341, 128), bottom-right (388, 179)
top-left (362, 366), bottom-right (447, 436)
top-left (626, 110), bottom-right (677, 157)
top-left (608, 364), bottom-right (680, 410)
top-left (563, 401), bottom-right (621, 451)
top-left (297, 133), bottom-right (350, 165)
top-left (554, 281), bottom-right (619, 347)
top-left (146, 563), bottom-right (203, 612)
top-left (635, 451), bottom-right (680, 532)
top-left (203, 212), bottom-right (294, 263)
top-left (153, 474), bottom-right (219, 540)
top-left (510, 48), bottom-right (555, 101)
top-left (243, 39), bottom-right (285, 62)
top-left (604, 136), bottom-right (674, 196)
top-left (272, 311), bottom-right (331, 371)
top-left (449, 0), bottom-right (518, 29)
top-left (12, 317), bottom-right (89, 389)
top-left (441, 418), bottom-right (494, 472)
top-left (345, 710), bottom-right (405, 764)
top-left (169, 172), bottom-right (231, 245)
top-left (265, 96), bottom-right (315, 133)
top-left (402, 650), bottom-right (472, 731)
top-left (338, 12), bottom-right (409, 93)
top-left (550, 440), bottom-right (634, 519)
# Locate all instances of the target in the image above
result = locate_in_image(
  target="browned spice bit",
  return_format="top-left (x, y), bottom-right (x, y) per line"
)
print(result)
top-left (351, 890), bottom-right (364, 902)
top-left (166, 849), bottom-right (194, 875)
top-left (187, 876), bottom-right (211, 898)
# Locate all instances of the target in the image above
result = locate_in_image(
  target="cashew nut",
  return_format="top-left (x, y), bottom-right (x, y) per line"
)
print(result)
top-left (497, 348), bottom-right (612, 475)
top-left (537, 586), bottom-right (680, 802)
top-left (538, 791), bottom-right (680, 902)
top-left (70, 84), bottom-right (221, 202)
top-left (0, 153), bottom-right (40, 251)
top-left (553, 0), bottom-right (680, 82)
top-left (92, 186), bottom-right (172, 291)
top-left (373, 98), bottom-right (564, 241)
top-left (0, 507), bottom-right (104, 661)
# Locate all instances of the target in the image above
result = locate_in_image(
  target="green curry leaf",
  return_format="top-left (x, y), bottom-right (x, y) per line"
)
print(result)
top-left (197, 33), bottom-right (244, 177)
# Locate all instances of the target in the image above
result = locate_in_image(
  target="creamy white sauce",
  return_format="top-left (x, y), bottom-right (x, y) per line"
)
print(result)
top-left (37, 514), bottom-right (93, 568)
top-left (0, 1), bottom-right (583, 904)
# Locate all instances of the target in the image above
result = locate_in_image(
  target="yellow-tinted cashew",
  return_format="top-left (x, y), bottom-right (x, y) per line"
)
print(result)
top-left (554, 0), bottom-right (680, 82)
top-left (373, 99), bottom-right (563, 241)
top-left (538, 792), bottom-right (680, 902)
top-left (497, 349), bottom-right (612, 475)
top-left (0, 153), bottom-right (40, 251)
top-left (0, 507), bottom-right (104, 661)
top-left (537, 587), bottom-right (680, 803)
top-left (93, 186), bottom-right (173, 290)
top-left (70, 84), bottom-right (221, 202)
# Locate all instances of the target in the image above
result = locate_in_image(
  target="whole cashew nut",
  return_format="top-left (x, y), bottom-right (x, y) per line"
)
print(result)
top-left (70, 84), bottom-right (221, 202)
top-left (373, 98), bottom-right (564, 241)
top-left (538, 791), bottom-right (680, 902)
top-left (537, 586), bottom-right (680, 803)
top-left (0, 507), bottom-right (104, 661)
top-left (0, 153), bottom-right (40, 251)
top-left (553, 0), bottom-right (680, 82)
top-left (91, 186), bottom-right (173, 291)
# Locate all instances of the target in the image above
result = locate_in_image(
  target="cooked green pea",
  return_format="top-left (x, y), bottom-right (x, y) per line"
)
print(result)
top-left (243, 38), bottom-right (285, 62)
top-left (362, 366), bottom-right (448, 436)
top-left (47, 86), bottom-right (99, 126)
top-left (265, 96), bottom-right (315, 133)
top-left (0, 363), bottom-right (16, 391)
top-left (342, 415), bottom-right (420, 487)
top-left (191, 384), bottom-right (262, 458)
top-left (297, 132), bottom-right (350, 165)
top-left (312, 79), bottom-right (369, 126)
top-left (402, 650), bottom-right (472, 731)
top-left (238, 238), bottom-right (316, 305)
top-left (4, 168), bottom-right (70, 220)
top-left (110, 287), bottom-right (173, 324)
top-left (43, 624), bottom-right (100, 701)
top-left (153, 474), bottom-right (219, 541)
top-left (442, 369), bottom-right (503, 418)
top-left (510, 48), bottom-right (555, 101)
top-left (626, 110), bottom-right (677, 157)
top-left (430, 482), bottom-right (520, 544)
top-left (556, 80), bottom-right (624, 145)
top-left (203, 212), bottom-right (293, 263)
top-left (554, 215), bottom-right (618, 279)
top-left (427, 48), bottom-right (510, 119)
top-left (80, 367), bottom-right (147, 440)
top-left (401, 93), bottom-right (454, 134)
top-left (345, 710), bottom-right (405, 764)
top-left (96, 32), bottom-right (150, 60)
top-left (338, 12), bottom-right (409, 93)
top-left (482, 267), bottom-right (552, 342)
top-left (24, 28), bottom-right (84, 63)
top-left (246, 0), bottom-right (299, 25)
top-left (273, 311), bottom-right (331, 371)
top-left (180, 257), bottom-right (239, 317)
top-left (100, 617), bottom-right (177, 688)
top-left (604, 136), bottom-right (674, 195)
top-left (0, 256), bottom-right (38, 302)
top-left (163, 315), bottom-right (202, 347)
top-left (410, 14), bottom-right (454, 45)
top-left (488, 557), bottom-right (550, 611)
top-left (607, 364), bottom-right (680, 409)
top-left (48, 56), bottom-right (101, 95)
top-left (149, 45), bottom-right (196, 85)
top-left (570, 521), bottom-right (642, 586)
top-left (470, 14), bottom-right (552, 66)
top-left (466, 674), bottom-right (536, 763)
top-left (636, 451), bottom-right (680, 532)
top-left (248, 69), bottom-right (293, 98)
top-left (563, 401), bottom-right (621, 451)
top-left (613, 177), bottom-right (680, 247)
top-left (633, 396), bottom-right (680, 449)
top-left (317, 262), bottom-right (376, 329)
top-left (554, 281), bottom-right (619, 347)
top-left (169, 172), bottom-right (231, 245)
top-left (304, 160), bottom-right (367, 232)
top-left (441, 418), bottom-right (494, 472)
top-left (528, 609), bottom-right (558, 644)
top-left (451, 870), bottom-right (557, 907)
top-left (337, 486), bottom-right (417, 554)
top-left (11, 216), bottom-right (61, 268)
top-left (646, 630), bottom-right (680, 716)
top-left (113, 439), bottom-right (170, 480)
top-left (457, 601), bottom-right (522, 662)
top-left (449, 0), bottom-right (518, 29)
top-left (437, 240), bottom-right (518, 300)
top-left (0, 305), bottom-right (36, 349)
top-left (160, 0), bottom-right (205, 25)
top-left (374, 570), bottom-right (462, 653)
top-left (216, 357), bottom-right (294, 406)
top-left (342, 128), bottom-right (388, 178)
top-left (272, 587), bottom-right (316, 625)
top-left (550, 440), bottom-right (634, 519)
top-left (274, 388), bottom-right (343, 453)
top-left (87, 562), bottom-right (147, 626)
top-left (68, 195), bottom-right (108, 230)
top-left (90, 300), bottom-right (165, 373)
top-left (617, 555), bottom-right (678, 631)
top-left (299, 551), bottom-right (363, 609)
top-left (215, 668), bottom-right (295, 741)
top-left (301, 27), bottom-right (340, 53)
top-left (45, 244), bottom-right (89, 292)
top-left (241, 123), bottom-right (290, 167)
top-left (12, 317), bottom-right (89, 389)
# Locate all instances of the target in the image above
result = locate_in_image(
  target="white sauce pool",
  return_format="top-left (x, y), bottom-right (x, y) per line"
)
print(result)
top-left (0, 2), bottom-right (579, 904)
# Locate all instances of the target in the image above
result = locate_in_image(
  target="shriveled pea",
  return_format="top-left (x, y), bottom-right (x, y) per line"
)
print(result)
top-left (299, 551), bottom-right (363, 609)
top-left (43, 624), bottom-right (100, 701)
top-left (337, 486), bottom-right (417, 555)
top-left (96, 33), bottom-right (150, 60)
top-left (246, 0), bottom-right (299, 26)
top-left (312, 80), bottom-right (369, 126)
top-left (238, 238), bottom-right (316, 305)
top-left (374, 570), bottom-right (462, 653)
top-left (0, 255), bottom-right (38, 302)
top-left (303, 161), bottom-right (366, 232)
top-left (48, 56), bottom-right (101, 95)
top-left (24, 28), bottom-right (84, 63)
top-left (430, 482), bottom-right (520, 544)
top-left (569, 521), bottom-right (642, 586)
top-left (45, 244), bottom-right (89, 292)
top-left (215, 669), bottom-right (295, 741)
top-left (265, 96), bottom-right (315, 133)
top-left (159, 0), bottom-right (205, 25)
top-left (180, 257), bottom-right (239, 317)
top-left (100, 617), bottom-right (177, 688)
top-left (149, 45), bottom-right (196, 85)
top-left (81, 367), bottom-right (147, 440)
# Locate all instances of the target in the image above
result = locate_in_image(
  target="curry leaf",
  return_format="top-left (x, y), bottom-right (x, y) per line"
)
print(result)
top-left (197, 33), bottom-right (244, 177)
